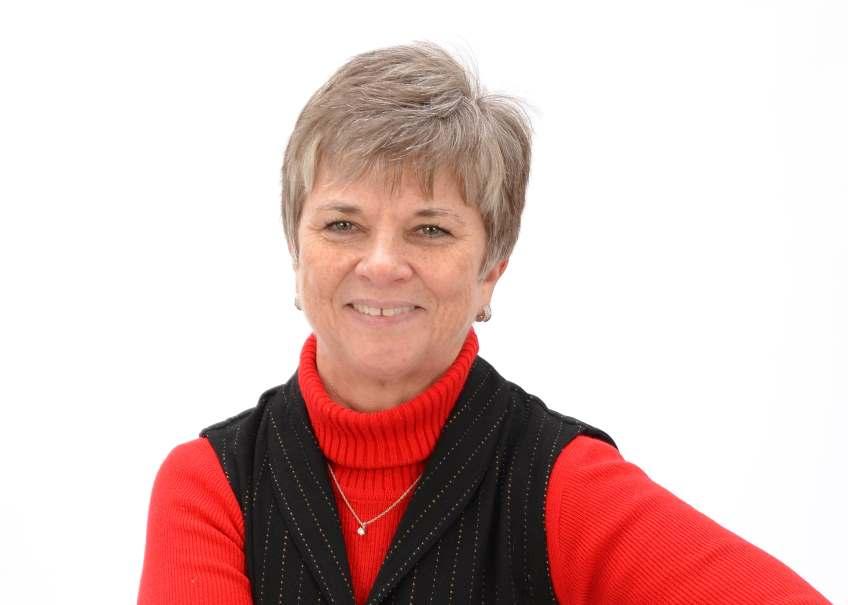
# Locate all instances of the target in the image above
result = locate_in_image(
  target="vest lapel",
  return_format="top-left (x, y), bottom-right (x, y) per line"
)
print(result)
top-left (264, 379), bottom-right (356, 605)
top-left (365, 358), bottom-right (510, 604)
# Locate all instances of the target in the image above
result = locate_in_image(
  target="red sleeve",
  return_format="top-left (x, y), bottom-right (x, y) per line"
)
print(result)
top-left (545, 435), bottom-right (830, 604)
top-left (138, 438), bottom-right (252, 605)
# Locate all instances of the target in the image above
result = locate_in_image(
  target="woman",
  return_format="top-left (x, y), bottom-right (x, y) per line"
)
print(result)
top-left (138, 43), bottom-right (828, 604)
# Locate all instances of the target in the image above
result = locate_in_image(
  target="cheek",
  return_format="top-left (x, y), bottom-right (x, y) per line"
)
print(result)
top-left (299, 264), bottom-right (329, 298)
top-left (428, 259), bottom-right (482, 312)
top-left (298, 245), bottom-right (353, 305)
top-left (297, 249), bottom-right (327, 299)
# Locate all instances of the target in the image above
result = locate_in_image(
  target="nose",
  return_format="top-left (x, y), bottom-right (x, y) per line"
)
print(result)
top-left (354, 233), bottom-right (413, 285)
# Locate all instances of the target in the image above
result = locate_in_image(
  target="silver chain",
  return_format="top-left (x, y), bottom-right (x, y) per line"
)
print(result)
top-left (327, 464), bottom-right (422, 537)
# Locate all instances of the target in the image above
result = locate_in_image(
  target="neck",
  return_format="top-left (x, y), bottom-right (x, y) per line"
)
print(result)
top-left (319, 371), bottom-right (426, 412)
top-left (297, 328), bottom-right (479, 470)
top-left (314, 334), bottom-right (471, 413)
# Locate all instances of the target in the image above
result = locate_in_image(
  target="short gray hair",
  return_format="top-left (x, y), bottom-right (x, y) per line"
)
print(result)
top-left (281, 42), bottom-right (533, 275)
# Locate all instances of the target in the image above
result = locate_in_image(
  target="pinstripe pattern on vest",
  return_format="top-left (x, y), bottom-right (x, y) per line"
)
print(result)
top-left (201, 357), bottom-right (617, 604)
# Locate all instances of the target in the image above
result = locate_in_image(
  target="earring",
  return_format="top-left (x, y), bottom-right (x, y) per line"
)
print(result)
top-left (294, 296), bottom-right (302, 311)
top-left (475, 304), bottom-right (492, 322)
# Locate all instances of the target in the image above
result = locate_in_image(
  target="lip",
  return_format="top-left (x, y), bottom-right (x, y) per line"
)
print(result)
top-left (344, 300), bottom-right (424, 326)
top-left (347, 299), bottom-right (423, 309)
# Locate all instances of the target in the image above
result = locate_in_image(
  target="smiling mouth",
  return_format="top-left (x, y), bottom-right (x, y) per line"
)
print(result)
top-left (349, 303), bottom-right (419, 317)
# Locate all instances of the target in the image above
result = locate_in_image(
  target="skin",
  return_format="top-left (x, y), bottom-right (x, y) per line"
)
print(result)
top-left (295, 163), bottom-right (508, 412)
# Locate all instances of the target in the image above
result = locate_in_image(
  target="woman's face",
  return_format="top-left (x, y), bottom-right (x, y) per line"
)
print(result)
top-left (296, 164), bottom-right (507, 387)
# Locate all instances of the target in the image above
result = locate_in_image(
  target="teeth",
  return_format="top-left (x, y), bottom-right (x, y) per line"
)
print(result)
top-left (382, 306), bottom-right (416, 317)
top-left (352, 304), bottom-right (416, 317)
top-left (353, 304), bottom-right (382, 317)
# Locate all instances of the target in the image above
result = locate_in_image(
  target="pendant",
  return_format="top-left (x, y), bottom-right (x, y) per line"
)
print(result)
top-left (357, 525), bottom-right (366, 536)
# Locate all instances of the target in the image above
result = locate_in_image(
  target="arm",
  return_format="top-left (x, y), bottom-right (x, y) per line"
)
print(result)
top-left (545, 435), bottom-right (830, 604)
top-left (138, 438), bottom-right (253, 604)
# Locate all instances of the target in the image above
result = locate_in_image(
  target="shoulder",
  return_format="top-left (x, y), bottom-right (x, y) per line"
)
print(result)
top-left (148, 437), bottom-right (243, 523)
top-left (481, 360), bottom-right (617, 451)
top-left (158, 437), bottom-right (223, 479)
top-left (545, 434), bottom-right (650, 540)
top-left (200, 383), bottom-right (286, 441)
top-left (198, 383), bottom-right (290, 480)
top-left (546, 435), bottom-right (631, 515)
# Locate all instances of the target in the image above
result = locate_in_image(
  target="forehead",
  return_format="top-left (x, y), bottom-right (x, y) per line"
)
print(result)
top-left (305, 161), bottom-right (469, 212)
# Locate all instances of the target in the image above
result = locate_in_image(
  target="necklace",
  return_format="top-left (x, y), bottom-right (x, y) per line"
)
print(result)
top-left (327, 464), bottom-right (422, 537)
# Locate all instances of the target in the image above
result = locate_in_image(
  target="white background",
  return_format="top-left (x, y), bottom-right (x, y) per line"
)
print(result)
top-left (1, 1), bottom-right (845, 603)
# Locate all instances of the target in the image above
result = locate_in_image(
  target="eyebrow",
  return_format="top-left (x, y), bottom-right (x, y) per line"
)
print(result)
top-left (414, 208), bottom-right (466, 225)
top-left (315, 202), bottom-right (362, 215)
top-left (315, 201), bottom-right (466, 225)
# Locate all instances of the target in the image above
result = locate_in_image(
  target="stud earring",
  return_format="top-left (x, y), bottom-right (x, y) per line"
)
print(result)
top-left (294, 296), bottom-right (302, 311)
top-left (475, 304), bottom-right (492, 322)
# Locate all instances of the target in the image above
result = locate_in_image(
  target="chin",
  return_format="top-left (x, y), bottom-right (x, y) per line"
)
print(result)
top-left (352, 344), bottom-right (421, 379)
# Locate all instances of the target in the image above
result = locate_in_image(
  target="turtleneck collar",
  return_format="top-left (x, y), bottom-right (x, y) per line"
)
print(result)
top-left (298, 328), bottom-right (479, 470)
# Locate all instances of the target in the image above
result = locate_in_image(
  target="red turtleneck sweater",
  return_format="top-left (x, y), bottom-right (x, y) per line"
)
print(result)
top-left (138, 330), bottom-right (828, 604)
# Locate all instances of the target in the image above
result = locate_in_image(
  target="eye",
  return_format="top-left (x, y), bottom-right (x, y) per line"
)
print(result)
top-left (324, 220), bottom-right (357, 234)
top-left (416, 224), bottom-right (451, 238)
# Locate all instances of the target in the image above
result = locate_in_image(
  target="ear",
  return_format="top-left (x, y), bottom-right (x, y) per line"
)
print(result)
top-left (482, 257), bottom-right (509, 288)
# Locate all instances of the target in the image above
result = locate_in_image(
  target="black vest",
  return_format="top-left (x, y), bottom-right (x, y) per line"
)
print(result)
top-left (201, 356), bottom-right (616, 604)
